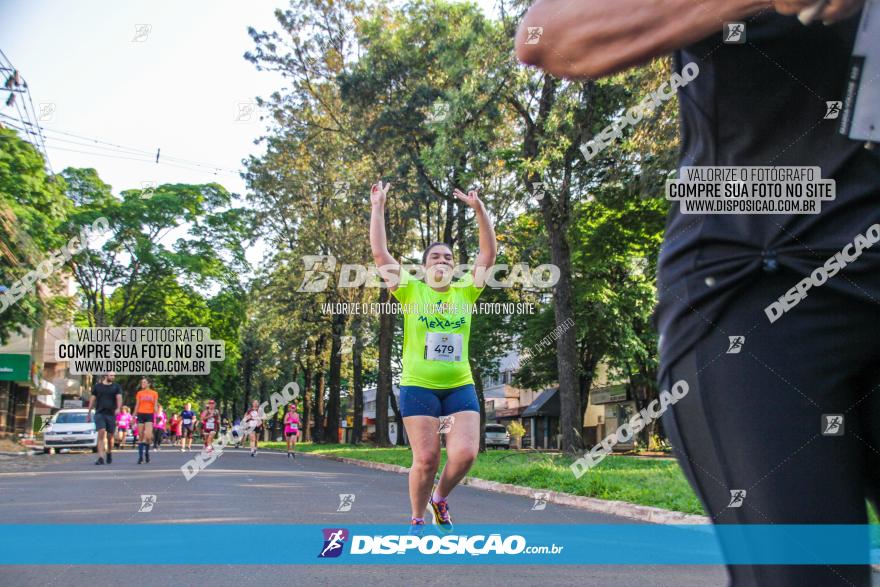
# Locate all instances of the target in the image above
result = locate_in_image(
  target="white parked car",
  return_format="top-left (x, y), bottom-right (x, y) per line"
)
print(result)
top-left (484, 423), bottom-right (511, 449)
top-left (43, 409), bottom-right (97, 453)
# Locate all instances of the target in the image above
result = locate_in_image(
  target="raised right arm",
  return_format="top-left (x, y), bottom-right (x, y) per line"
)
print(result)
top-left (369, 181), bottom-right (401, 291)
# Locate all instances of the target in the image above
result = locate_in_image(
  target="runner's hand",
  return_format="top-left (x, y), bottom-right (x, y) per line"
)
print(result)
top-left (453, 188), bottom-right (483, 211)
top-left (370, 181), bottom-right (391, 207)
top-left (773, 0), bottom-right (864, 23)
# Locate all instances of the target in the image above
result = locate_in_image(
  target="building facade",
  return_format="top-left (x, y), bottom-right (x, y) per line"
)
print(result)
top-left (483, 350), bottom-right (634, 451)
top-left (0, 322), bottom-right (84, 438)
top-left (361, 384), bottom-right (404, 444)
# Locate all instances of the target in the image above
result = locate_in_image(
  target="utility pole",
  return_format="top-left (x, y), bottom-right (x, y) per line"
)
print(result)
top-left (1, 49), bottom-right (53, 172)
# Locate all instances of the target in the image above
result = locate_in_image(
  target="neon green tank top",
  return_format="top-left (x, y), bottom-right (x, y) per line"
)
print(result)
top-left (390, 271), bottom-right (483, 389)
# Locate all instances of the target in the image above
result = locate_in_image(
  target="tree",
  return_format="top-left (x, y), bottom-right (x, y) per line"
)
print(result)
top-left (336, 0), bottom-right (515, 445)
top-left (0, 128), bottom-right (72, 343)
top-left (241, 0), bottom-right (682, 451)
top-left (63, 170), bottom-right (249, 328)
top-left (60, 167), bottom-right (251, 404)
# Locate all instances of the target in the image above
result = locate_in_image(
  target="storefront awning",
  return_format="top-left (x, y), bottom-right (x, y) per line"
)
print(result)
top-left (522, 387), bottom-right (560, 418)
top-left (0, 353), bottom-right (31, 383)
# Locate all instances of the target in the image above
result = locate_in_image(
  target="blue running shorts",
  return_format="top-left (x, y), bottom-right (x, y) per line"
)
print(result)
top-left (399, 384), bottom-right (480, 418)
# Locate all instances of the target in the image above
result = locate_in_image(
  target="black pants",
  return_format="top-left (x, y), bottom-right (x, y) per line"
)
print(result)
top-left (660, 268), bottom-right (880, 586)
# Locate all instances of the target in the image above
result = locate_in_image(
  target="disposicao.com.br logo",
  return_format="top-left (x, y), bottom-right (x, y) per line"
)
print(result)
top-left (318, 528), bottom-right (563, 557)
top-left (318, 528), bottom-right (349, 558)
top-left (297, 256), bottom-right (560, 292)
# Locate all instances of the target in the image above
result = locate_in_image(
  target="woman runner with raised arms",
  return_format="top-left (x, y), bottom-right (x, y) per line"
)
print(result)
top-left (370, 179), bottom-right (496, 534)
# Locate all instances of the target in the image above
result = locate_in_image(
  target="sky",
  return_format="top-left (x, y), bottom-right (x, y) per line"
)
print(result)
top-left (0, 0), bottom-right (291, 263)
top-left (0, 0), bottom-right (499, 265)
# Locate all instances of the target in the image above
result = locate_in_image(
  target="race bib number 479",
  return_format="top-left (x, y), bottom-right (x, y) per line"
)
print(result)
top-left (425, 332), bottom-right (462, 362)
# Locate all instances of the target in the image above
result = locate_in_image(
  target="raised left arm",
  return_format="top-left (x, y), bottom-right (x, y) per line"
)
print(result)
top-left (454, 188), bottom-right (497, 288)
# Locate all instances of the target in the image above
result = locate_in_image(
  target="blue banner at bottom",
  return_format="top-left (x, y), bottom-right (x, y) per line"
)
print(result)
top-left (1, 524), bottom-right (878, 565)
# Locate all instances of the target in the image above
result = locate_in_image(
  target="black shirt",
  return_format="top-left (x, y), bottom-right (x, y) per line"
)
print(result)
top-left (656, 10), bottom-right (880, 377)
top-left (92, 383), bottom-right (122, 415)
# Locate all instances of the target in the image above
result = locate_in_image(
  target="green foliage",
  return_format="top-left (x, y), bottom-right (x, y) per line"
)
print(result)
top-left (0, 128), bottom-right (74, 343)
top-left (243, 0), bottom-right (679, 444)
top-left (163, 394), bottom-right (200, 416)
top-left (41, 165), bottom-right (252, 405)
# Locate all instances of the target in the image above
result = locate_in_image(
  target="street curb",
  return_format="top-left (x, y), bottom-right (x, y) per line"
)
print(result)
top-left (460, 476), bottom-right (709, 524)
top-left (304, 451), bottom-right (880, 571)
top-left (306, 452), bottom-right (708, 525)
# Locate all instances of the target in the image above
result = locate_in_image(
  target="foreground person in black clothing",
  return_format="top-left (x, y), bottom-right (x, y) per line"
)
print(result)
top-left (517, 1), bottom-right (879, 585)
top-left (87, 372), bottom-right (122, 466)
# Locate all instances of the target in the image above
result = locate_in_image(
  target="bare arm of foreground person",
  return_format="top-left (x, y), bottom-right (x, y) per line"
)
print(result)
top-left (87, 392), bottom-right (95, 422)
top-left (514, 0), bottom-right (865, 79)
top-left (369, 180), bottom-right (401, 291)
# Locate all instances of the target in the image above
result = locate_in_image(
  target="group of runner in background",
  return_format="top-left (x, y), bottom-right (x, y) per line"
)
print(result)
top-left (89, 372), bottom-right (301, 464)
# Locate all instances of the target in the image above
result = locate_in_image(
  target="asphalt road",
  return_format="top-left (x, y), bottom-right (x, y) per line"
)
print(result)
top-left (0, 446), bottom-right (727, 586)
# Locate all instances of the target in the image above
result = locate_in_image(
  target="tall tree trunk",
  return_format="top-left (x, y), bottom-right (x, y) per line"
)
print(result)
top-left (516, 73), bottom-right (584, 454)
top-left (352, 313), bottom-right (364, 445)
top-left (324, 314), bottom-right (345, 443)
top-left (302, 357), bottom-right (313, 443)
top-left (630, 376), bottom-right (651, 447)
top-left (313, 367), bottom-right (325, 441)
top-left (471, 360), bottom-right (487, 452)
top-left (629, 361), bottom-right (659, 447)
top-left (543, 208), bottom-right (582, 454)
top-left (577, 353), bottom-right (600, 422)
top-left (29, 310), bottom-right (46, 434)
top-left (456, 197), bottom-right (467, 265)
top-left (313, 335), bottom-right (326, 442)
top-left (258, 379), bottom-right (268, 441)
top-left (375, 288), bottom-right (393, 446)
top-left (388, 387), bottom-right (404, 445)
top-left (442, 196), bottom-right (454, 244)
top-left (242, 351), bottom-right (253, 425)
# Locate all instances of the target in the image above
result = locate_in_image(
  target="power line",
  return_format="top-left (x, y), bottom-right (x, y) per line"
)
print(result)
top-left (35, 123), bottom-right (156, 157)
top-left (22, 82), bottom-right (52, 170)
top-left (44, 145), bottom-right (241, 178)
top-left (0, 113), bottom-right (242, 177)
top-left (2, 119), bottom-right (238, 178)
top-left (41, 127), bottom-right (238, 173)
top-left (0, 113), bottom-right (240, 173)
top-left (2, 117), bottom-right (198, 161)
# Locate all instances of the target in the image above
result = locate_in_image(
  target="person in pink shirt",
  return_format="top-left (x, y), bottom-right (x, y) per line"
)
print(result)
top-left (284, 404), bottom-right (300, 459)
top-left (152, 405), bottom-right (167, 451)
top-left (114, 406), bottom-right (132, 450)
